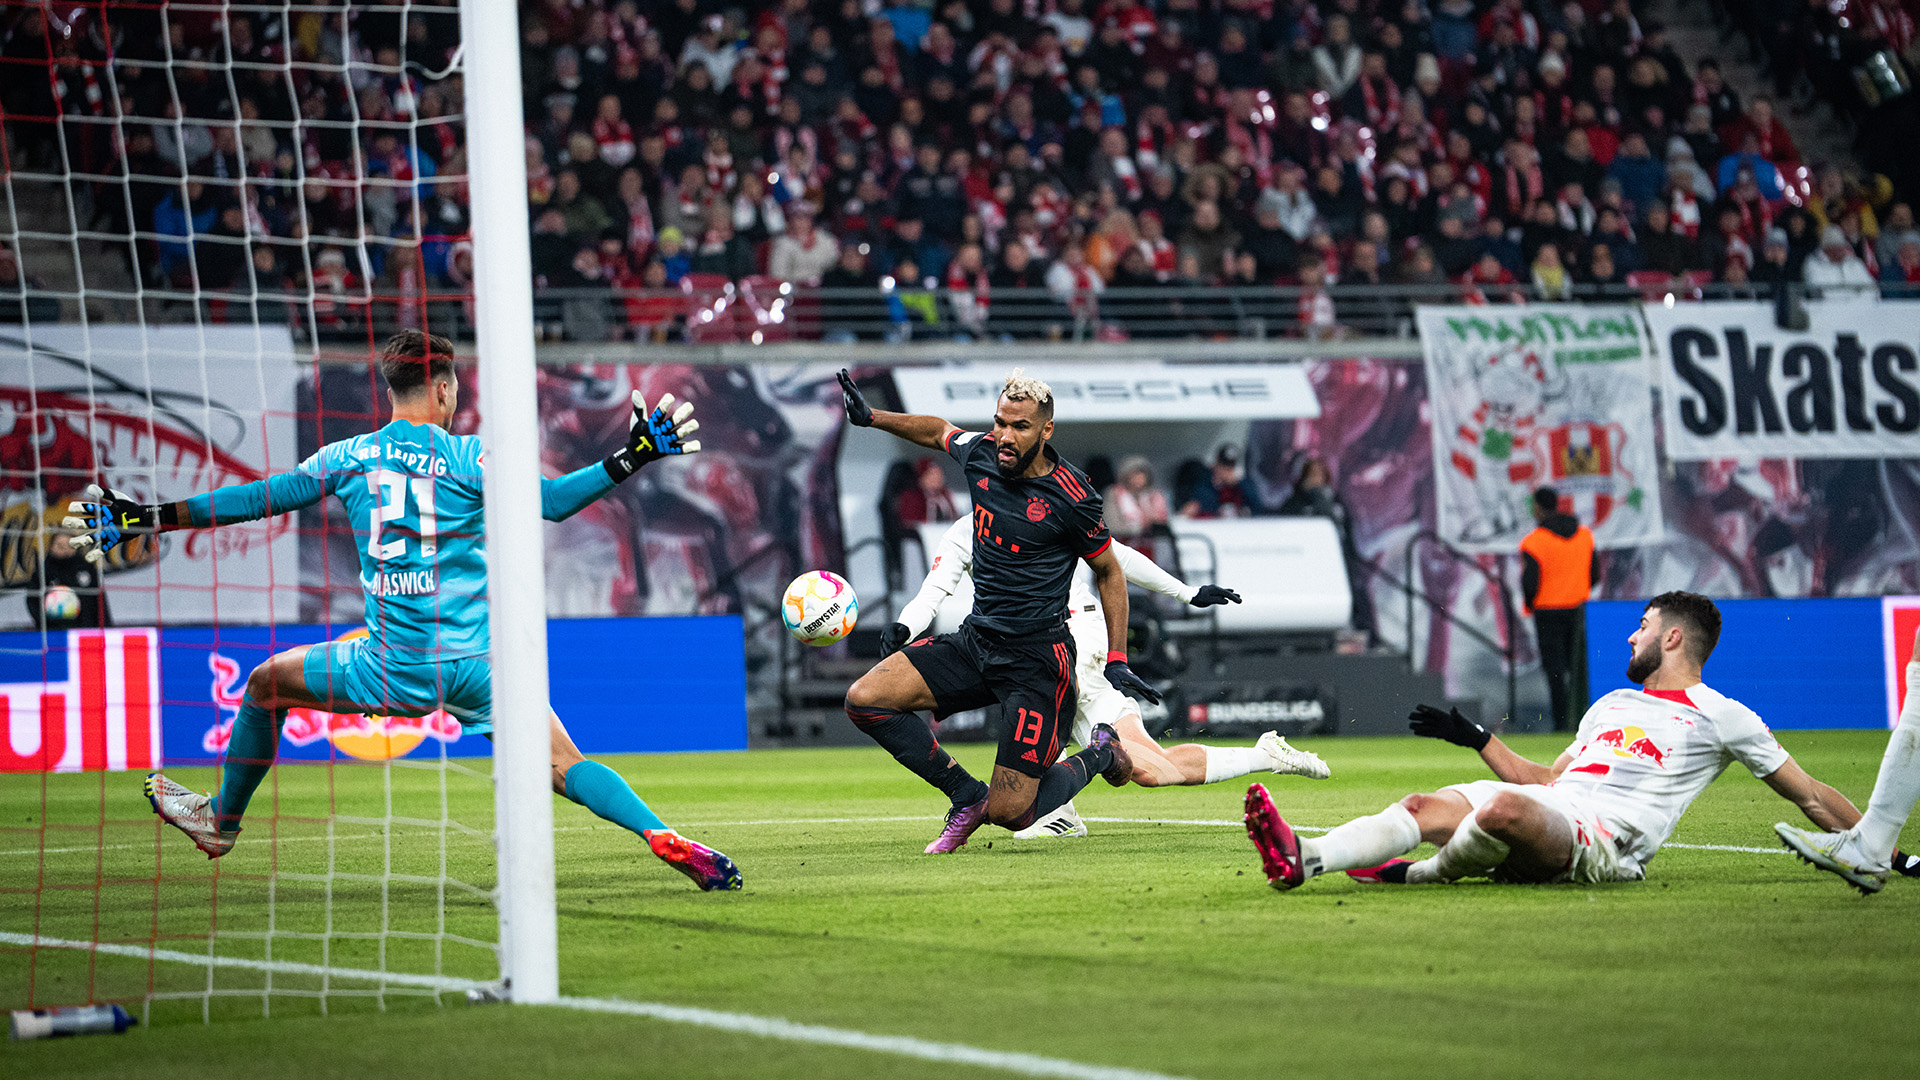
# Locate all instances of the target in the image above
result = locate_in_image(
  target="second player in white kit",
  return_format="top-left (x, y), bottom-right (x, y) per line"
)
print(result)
top-left (1244, 591), bottom-right (1867, 889)
top-left (888, 518), bottom-right (1330, 837)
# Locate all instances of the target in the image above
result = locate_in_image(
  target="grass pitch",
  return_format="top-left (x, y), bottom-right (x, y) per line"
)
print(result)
top-left (5, 731), bottom-right (1919, 1079)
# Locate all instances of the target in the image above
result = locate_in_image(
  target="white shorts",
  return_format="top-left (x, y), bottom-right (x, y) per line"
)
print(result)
top-left (1068, 608), bottom-right (1134, 747)
top-left (1443, 780), bottom-right (1644, 884)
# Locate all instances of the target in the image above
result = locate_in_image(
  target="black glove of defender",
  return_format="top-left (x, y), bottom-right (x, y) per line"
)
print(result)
top-left (837, 369), bottom-right (874, 427)
top-left (879, 622), bottom-right (912, 657)
top-left (605, 391), bottom-right (700, 481)
top-left (1190, 584), bottom-right (1241, 607)
top-left (1105, 659), bottom-right (1162, 705)
top-left (1408, 703), bottom-right (1491, 751)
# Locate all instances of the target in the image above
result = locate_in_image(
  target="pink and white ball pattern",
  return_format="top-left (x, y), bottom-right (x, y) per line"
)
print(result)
top-left (781, 570), bottom-right (859, 646)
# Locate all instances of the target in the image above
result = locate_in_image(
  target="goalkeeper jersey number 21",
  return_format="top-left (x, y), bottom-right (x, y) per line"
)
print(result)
top-left (300, 421), bottom-right (492, 662)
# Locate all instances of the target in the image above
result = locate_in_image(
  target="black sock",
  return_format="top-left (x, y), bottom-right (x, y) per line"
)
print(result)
top-left (1004, 743), bottom-right (1112, 830)
top-left (847, 704), bottom-right (988, 806)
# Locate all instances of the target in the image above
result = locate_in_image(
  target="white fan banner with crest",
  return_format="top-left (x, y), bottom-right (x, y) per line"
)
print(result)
top-left (1416, 305), bottom-right (1664, 554)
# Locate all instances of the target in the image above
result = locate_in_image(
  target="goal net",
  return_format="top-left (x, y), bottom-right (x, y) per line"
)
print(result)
top-left (0, 0), bottom-right (509, 1022)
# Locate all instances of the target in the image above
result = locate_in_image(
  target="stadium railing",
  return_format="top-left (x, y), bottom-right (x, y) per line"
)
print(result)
top-left (11, 280), bottom-right (1916, 349)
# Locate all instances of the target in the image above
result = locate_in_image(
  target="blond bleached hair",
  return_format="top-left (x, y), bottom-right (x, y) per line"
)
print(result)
top-left (1001, 368), bottom-right (1055, 417)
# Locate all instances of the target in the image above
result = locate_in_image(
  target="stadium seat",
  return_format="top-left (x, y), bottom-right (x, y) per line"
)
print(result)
top-left (681, 273), bottom-right (740, 343)
top-left (736, 275), bottom-right (798, 342)
top-left (1168, 518), bottom-right (1352, 634)
top-left (1625, 270), bottom-right (1674, 300)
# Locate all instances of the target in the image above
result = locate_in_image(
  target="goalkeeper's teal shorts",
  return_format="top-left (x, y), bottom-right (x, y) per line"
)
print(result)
top-left (301, 636), bottom-right (494, 735)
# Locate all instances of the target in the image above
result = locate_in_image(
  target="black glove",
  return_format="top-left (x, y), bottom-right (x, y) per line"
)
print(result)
top-left (837, 369), bottom-right (873, 427)
top-left (1894, 850), bottom-right (1920, 877)
top-left (63, 484), bottom-right (161, 564)
top-left (1189, 584), bottom-right (1241, 607)
top-left (1104, 659), bottom-right (1162, 705)
top-left (605, 391), bottom-right (700, 481)
top-left (879, 622), bottom-right (912, 657)
top-left (1408, 703), bottom-right (1491, 751)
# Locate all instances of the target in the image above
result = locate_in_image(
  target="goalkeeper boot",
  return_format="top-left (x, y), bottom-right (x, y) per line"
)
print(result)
top-left (647, 830), bottom-right (743, 891)
top-left (144, 773), bottom-right (238, 859)
top-left (1346, 859), bottom-right (1413, 884)
top-left (1012, 799), bottom-right (1087, 839)
top-left (1774, 823), bottom-right (1888, 895)
top-left (1243, 782), bottom-right (1307, 891)
top-left (925, 796), bottom-right (989, 854)
top-left (1089, 724), bottom-right (1134, 787)
top-left (1257, 731), bottom-right (1331, 780)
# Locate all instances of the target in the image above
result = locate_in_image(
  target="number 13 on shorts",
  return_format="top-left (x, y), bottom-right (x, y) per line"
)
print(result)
top-left (1013, 707), bottom-right (1047, 745)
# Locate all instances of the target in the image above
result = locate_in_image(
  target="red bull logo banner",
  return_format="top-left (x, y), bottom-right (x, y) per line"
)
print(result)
top-left (0, 616), bottom-right (745, 771)
top-left (1416, 305), bottom-right (1664, 555)
top-left (0, 326), bottom-right (300, 631)
top-left (1888, 597), bottom-right (1920, 729)
top-left (200, 631), bottom-right (463, 762)
top-left (0, 629), bottom-right (160, 773)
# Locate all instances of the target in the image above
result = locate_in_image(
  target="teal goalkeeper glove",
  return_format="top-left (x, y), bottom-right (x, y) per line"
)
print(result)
top-left (63, 484), bottom-right (163, 564)
top-left (605, 391), bottom-right (701, 481)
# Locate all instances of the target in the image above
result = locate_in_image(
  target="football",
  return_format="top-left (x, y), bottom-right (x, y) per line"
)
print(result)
top-left (42, 585), bottom-right (81, 622)
top-left (781, 570), bottom-right (858, 646)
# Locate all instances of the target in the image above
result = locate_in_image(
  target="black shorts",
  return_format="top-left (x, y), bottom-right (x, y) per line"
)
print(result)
top-left (904, 621), bottom-right (1077, 779)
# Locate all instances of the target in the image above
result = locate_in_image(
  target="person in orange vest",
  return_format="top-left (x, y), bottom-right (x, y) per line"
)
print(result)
top-left (1520, 487), bottom-right (1598, 731)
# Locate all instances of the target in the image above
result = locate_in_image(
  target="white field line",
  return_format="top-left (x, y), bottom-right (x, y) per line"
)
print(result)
top-left (2, 930), bottom-right (1191, 1080)
top-left (2, 815), bottom-right (1789, 858)
top-left (0, 930), bottom-right (483, 992)
top-left (552, 996), bottom-right (1192, 1080)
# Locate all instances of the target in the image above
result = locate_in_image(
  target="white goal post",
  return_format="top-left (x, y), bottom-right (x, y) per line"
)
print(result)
top-left (458, 0), bottom-right (559, 1004)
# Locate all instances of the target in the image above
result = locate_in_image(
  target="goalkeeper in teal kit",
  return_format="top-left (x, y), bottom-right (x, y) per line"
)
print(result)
top-left (64, 331), bottom-right (741, 890)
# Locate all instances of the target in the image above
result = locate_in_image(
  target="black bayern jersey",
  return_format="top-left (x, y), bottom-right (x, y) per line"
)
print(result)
top-left (943, 429), bottom-right (1112, 635)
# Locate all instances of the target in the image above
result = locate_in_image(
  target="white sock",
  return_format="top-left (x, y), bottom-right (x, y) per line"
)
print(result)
top-left (1202, 745), bottom-right (1272, 784)
top-left (1300, 803), bottom-right (1421, 876)
top-left (1404, 812), bottom-right (1510, 884)
top-left (1855, 661), bottom-right (1920, 865)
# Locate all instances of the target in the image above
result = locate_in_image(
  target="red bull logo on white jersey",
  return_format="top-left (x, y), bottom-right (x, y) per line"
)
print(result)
top-left (1593, 725), bottom-right (1668, 768)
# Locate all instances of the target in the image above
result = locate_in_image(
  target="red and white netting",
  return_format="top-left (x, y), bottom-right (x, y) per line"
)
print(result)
top-left (1, 0), bottom-right (496, 1022)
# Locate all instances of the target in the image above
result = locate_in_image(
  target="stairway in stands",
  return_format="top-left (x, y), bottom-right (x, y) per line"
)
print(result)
top-left (2, 149), bottom-right (144, 324)
top-left (1657, 0), bottom-right (1860, 172)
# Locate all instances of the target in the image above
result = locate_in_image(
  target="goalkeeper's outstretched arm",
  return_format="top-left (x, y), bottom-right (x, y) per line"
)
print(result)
top-left (69, 391), bottom-right (704, 558)
top-left (542, 391), bottom-right (702, 522)
top-left (63, 471), bottom-right (332, 563)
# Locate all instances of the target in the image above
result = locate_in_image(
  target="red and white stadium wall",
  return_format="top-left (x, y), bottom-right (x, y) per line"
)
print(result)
top-left (0, 616), bottom-right (746, 773)
top-left (1587, 597), bottom-right (1920, 730)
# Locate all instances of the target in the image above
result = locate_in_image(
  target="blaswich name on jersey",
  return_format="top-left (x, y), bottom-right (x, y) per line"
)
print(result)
top-left (365, 568), bottom-right (439, 597)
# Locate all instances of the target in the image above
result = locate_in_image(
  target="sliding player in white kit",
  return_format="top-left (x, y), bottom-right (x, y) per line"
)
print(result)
top-left (1775, 623), bottom-right (1920, 893)
top-left (884, 518), bottom-right (1330, 839)
top-left (1245, 591), bottom-right (1865, 888)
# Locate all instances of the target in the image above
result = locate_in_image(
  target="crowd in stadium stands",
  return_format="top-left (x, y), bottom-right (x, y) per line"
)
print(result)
top-left (2, 1), bottom-right (1918, 338)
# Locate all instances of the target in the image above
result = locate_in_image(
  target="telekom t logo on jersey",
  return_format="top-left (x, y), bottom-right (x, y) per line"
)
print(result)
top-left (0, 629), bottom-right (160, 773)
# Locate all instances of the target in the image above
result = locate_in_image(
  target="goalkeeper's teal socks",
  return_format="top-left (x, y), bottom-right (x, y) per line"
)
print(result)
top-left (562, 760), bottom-right (668, 837)
top-left (212, 699), bottom-right (285, 830)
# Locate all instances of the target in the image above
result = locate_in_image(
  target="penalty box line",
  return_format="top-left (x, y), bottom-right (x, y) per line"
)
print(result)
top-left (1, 931), bottom-right (1192, 1080)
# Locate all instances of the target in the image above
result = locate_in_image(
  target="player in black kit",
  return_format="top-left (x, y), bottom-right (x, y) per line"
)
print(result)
top-left (837, 368), bottom-right (1160, 853)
